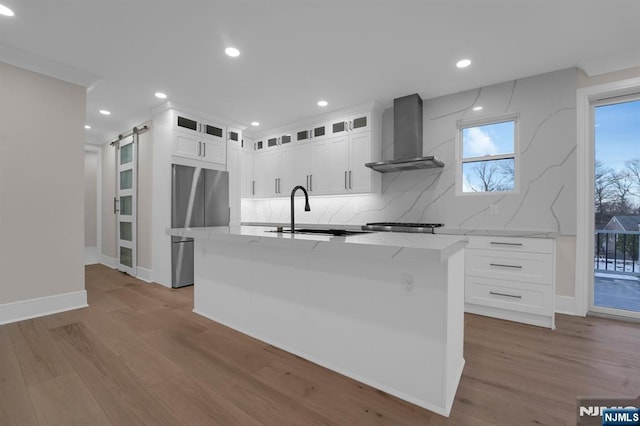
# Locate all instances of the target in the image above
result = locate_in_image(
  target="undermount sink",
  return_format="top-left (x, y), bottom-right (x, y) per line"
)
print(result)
top-left (267, 228), bottom-right (373, 236)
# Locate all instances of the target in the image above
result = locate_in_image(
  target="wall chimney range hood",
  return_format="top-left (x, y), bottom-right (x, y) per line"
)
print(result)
top-left (365, 93), bottom-right (444, 173)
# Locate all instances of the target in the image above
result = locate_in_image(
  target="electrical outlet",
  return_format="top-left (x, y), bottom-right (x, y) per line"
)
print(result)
top-left (401, 273), bottom-right (414, 295)
top-left (489, 204), bottom-right (498, 215)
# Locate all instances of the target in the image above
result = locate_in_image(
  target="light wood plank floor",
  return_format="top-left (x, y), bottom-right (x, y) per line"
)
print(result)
top-left (1, 264), bottom-right (639, 425)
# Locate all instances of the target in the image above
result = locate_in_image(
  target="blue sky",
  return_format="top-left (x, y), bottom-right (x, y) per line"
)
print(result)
top-left (462, 120), bottom-right (514, 158)
top-left (595, 99), bottom-right (640, 171)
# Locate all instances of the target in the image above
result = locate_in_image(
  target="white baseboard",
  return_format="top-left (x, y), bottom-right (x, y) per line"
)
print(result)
top-left (555, 295), bottom-right (577, 316)
top-left (0, 290), bottom-right (88, 326)
top-left (98, 257), bottom-right (153, 283)
top-left (136, 267), bottom-right (152, 283)
top-left (85, 246), bottom-right (99, 265)
top-left (100, 255), bottom-right (118, 269)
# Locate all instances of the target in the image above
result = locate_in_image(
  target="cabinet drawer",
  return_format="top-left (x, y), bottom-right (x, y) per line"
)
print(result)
top-left (466, 249), bottom-right (553, 285)
top-left (467, 236), bottom-right (554, 254)
top-left (465, 276), bottom-right (553, 316)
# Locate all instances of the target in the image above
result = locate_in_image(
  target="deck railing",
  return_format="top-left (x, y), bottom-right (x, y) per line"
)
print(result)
top-left (594, 230), bottom-right (640, 276)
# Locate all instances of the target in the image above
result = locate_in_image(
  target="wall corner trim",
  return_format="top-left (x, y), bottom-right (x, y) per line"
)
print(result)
top-left (85, 246), bottom-right (99, 265)
top-left (0, 290), bottom-right (88, 326)
top-left (555, 295), bottom-right (579, 316)
top-left (136, 267), bottom-right (153, 283)
top-left (100, 255), bottom-right (118, 269)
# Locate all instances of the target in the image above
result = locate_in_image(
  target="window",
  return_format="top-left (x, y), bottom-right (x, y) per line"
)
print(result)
top-left (458, 116), bottom-right (518, 194)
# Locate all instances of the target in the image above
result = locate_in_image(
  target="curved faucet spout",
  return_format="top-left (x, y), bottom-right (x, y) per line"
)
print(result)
top-left (290, 185), bottom-right (311, 233)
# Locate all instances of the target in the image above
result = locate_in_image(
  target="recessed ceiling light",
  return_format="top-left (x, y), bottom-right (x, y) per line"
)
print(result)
top-left (472, 106), bottom-right (483, 111)
top-left (84, 125), bottom-right (91, 129)
top-left (456, 59), bottom-right (472, 69)
top-left (155, 92), bottom-right (167, 99)
top-left (0, 4), bottom-right (15, 16)
top-left (99, 110), bottom-right (111, 116)
top-left (251, 121), bottom-right (260, 127)
top-left (317, 100), bottom-right (328, 107)
top-left (225, 47), bottom-right (240, 57)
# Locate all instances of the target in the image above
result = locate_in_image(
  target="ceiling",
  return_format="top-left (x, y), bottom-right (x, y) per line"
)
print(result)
top-left (1, 0), bottom-right (640, 145)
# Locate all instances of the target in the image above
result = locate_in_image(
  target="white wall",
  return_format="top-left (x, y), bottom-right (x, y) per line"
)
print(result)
top-left (84, 151), bottom-right (98, 247)
top-left (0, 62), bottom-right (86, 315)
top-left (242, 68), bottom-right (578, 297)
top-left (101, 143), bottom-right (117, 262)
top-left (243, 68), bottom-right (577, 232)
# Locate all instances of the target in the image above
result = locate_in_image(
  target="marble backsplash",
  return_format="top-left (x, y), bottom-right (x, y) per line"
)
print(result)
top-left (242, 68), bottom-right (577, 236)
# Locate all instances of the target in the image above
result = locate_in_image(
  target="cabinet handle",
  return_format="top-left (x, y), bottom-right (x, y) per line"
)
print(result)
top-left (310, 174), bottom-right (313, 191)
top-left (306, 175), bottom-right (309, 189)
top-left (203, 143), bottom-right (206, 157)
top-left (113, 197), bottom-right (119, 214)
top-left (345, 121), bottom-right (349, 132)
top-left (198, 141), bottom-right (202, 156)
top-left (310, 129), bottom-right (313, 138)
top-left (348, 170), bottom-right (352, 189)
top-left (349, 120), bottom-right (353, 131)
top-left (490, 241), bottom-right (523, 246)
top-left (489, 291), bottom-right (522, 299)
top-left (275, 178), bottom-right (278, 193)
top-left (345, 171), bottom-right (348, 189)
top-left (490, 263), bottom-right (523, 269)
top-left (252, 180), bottom-right (255, 196)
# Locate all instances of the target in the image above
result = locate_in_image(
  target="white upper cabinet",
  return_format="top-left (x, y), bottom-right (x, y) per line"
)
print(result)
top-left (173, 111), bottom-right (226, 166)
top-left (329, 111), bottom-right (371, 136)
top-left (244, 106), bottom-right (381, 198)
top-left (293, 139), bottom-right (331, 195)
top-left (253, 145), bottom-right (296, 198)
top-left (327, 123), bottom-right (378, 195)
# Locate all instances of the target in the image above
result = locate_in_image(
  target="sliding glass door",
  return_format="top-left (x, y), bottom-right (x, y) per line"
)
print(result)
top-left (592, 97), bottom-right (640, 317)
top-left (116, 135), bottom-right (137, 276)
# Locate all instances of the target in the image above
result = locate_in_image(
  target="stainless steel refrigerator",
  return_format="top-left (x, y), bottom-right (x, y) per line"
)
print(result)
top-left (171, 164), bottom-right (230, 288)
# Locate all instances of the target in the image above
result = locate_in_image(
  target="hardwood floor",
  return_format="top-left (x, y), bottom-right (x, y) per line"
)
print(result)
top-left (1, 264), bottom-right (639, 425)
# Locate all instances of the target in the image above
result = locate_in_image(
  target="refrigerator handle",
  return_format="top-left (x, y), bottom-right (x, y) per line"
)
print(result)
top-left (113, 197), bottom-right (119, 214)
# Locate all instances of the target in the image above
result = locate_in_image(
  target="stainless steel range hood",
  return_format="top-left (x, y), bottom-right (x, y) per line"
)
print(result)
top-left (365, 93), bottom-right (445, 173)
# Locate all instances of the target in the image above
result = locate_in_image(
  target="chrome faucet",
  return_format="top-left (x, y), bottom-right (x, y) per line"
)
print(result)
top-left (290, 185), bottom-right (311, 233)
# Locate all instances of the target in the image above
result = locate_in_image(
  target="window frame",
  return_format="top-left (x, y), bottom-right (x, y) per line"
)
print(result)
top-left (456, 113), bottom-right (520, 196)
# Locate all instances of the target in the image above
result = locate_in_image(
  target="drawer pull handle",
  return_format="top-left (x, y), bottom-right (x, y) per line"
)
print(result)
top-left (489, 291), bottom-right (522, 299)
top-left (490, 241), bottom-right (523, 246)
top-left (490, 263), bottom-right (523, 269)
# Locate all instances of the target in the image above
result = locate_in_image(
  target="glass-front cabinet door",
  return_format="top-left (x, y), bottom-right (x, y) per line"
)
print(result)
top-left (117, 136), bottom-right (136, 276)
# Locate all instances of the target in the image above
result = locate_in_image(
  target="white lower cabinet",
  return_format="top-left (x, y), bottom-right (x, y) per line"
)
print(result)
top-left (464, 236), bottom-right (556, 329)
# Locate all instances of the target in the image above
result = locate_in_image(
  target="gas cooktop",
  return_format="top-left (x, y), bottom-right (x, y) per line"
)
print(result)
top-left (361, 222), bottom-right (444, 234)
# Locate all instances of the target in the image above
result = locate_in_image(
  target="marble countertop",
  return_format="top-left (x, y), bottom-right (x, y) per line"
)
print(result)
top-left (166, 226), bottom-right (468, 262)
top-left (241, 222), bottom-right (558, 239)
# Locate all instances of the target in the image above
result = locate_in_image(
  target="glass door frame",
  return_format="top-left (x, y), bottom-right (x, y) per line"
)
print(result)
top-left (589, 95), bottom-right (640, 319)
top-left (576, 76), bottom-right (640, 317)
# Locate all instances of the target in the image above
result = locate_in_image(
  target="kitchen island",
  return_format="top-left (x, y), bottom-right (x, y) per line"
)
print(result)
top-left (166, 226), bottom-right (468, 416)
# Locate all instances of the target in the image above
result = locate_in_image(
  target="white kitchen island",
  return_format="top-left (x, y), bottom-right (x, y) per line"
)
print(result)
top-left (166, 226), bottom-right (468, 416)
